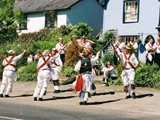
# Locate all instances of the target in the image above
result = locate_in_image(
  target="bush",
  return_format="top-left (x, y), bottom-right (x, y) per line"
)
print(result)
top-left (102, 52), bottom-right (114, 64)
top-left (61, 66), bottom-right (78, 77)
top-left (18, 62), bottom-right (37, 81)
top-left (135, 63), bottom-right (160, 88)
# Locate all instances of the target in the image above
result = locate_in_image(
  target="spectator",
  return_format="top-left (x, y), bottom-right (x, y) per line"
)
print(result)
top-left (102, 62), bottom-right (117, 86)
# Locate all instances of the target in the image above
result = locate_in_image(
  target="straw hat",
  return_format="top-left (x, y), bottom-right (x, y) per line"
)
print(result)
top-left (81, 36), bottom-right (86, 39)
top-left (82, 51), bottom-right (91, 57)
top-left (52, 48), bottom-right (58, 52)
top-left (42, 50), bottom-right (50, 56)
top-left (123, 45), bottom-right (131, 50)
top-left (7, 50), bottom-right (15, 54)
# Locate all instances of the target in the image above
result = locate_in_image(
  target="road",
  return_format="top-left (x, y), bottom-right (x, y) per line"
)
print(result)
top-left (0, 81), bottom-right (160, 120)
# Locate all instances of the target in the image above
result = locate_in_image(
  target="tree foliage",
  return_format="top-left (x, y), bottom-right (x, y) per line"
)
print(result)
top-left (70, 22), bottom-right (93, 39)
top-left (0, 0), bottom-right (22, 43)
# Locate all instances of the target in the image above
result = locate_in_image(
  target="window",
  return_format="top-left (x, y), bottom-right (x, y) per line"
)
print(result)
top-left (19, 14), bottom-right (27, 30)
top-left (45, 13), bottom-right (51, 28)
top-left (123, 0), bottom-right (139, 23)
top-left (45, 11), bottom-right (56, 28)
top-left (120, 36), bottom-right (139, 45)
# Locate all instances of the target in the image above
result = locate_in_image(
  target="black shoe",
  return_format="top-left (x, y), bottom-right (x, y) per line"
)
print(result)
top-left (132, 92), bottom-right (136, 99)
top-left (44, 91), bottom-right (46, 96)
top-left (83, 101), bottom-right (87, 105)
top-left (54, 90), bottom-right (60, 93)
top-left (125, 95), bottom-right (131, 99)
top-left (34, 97), bottom-right (37, 101)
top-left (79, 102), bottom-right (83, 105)
top-left (0, 94), bottom-right (3, 97)
top-left (92, 92), bottom-right (96, 96)
top-left (54, 90), bottom-right (57, 93)
top-left (5, 95), bottom-right (9, 97)
top-left (39, 98), bottom-right (43, 101)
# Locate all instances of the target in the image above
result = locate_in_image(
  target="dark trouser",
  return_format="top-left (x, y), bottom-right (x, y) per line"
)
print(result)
top-left (114, 54), bottom-right (118, 66)
top-left (146, 54), bottom-right (155, 65)
top-left (60, 54), bottom-right (65, 64)
top-left (155, 53), bottom-right (160, 67)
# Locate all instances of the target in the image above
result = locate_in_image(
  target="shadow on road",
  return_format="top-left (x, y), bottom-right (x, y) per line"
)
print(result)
top-left (10, 94), bottom-right (33, 98)
top-left (59, 88), bottom-right (74, 93)
top-left (87, 98), bottom-right (121, 105)
top-left (43, 96), bottom-right (76, 101)
top-left (136, 93), bottom-right (154, 99)
top-left (95, 91), bottom-right (115, 96)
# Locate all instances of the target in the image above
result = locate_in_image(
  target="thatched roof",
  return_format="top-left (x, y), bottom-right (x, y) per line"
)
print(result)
top-left (14, 0), bottom-right (80, 13)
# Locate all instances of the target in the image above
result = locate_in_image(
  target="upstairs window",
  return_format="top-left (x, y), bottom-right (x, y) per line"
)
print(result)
top-left (123, 0), bottom-right (139, 23)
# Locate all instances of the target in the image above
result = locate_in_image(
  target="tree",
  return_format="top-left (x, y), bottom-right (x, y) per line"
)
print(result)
top-left (0, 0), bottom-right (22, 43)
top-left (70, 22), bottom-right (93, 39)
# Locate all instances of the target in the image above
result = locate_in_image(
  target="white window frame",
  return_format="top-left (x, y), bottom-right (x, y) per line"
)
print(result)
top-left (123, 0), bottom-right (139, 23)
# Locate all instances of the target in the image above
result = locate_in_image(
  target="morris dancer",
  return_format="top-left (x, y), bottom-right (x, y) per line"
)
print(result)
top-left (128, 36), bottom-right (138, 51)
top-left (50, 48), bottom-right (63, 93)
top-left (0, 50), bottom-right (26, 97)
top-left (74, 51), bottom-right (100, 105)
top-left (113, 37), bottom-right (125, 65)
top-left (55, 37), bottom-right (66, 63)
top-left (115, 45), bottom-right (139, 99)
top-left (79, 36), bottom-right (93, 51)
top-left (33, 50), bottom-right (58, 101)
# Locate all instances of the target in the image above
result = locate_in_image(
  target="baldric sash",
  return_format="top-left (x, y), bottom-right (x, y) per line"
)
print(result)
top-left (3, 56), bottom-right (16, 68)
top-left (123, 53), bottom-right (135, 69)
top-left (36, 56), bottom-right (51, 72)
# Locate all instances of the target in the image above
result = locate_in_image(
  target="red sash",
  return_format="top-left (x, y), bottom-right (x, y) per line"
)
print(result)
top-left (4, 56), bottom-right (16, 68)
top-left (36, 56), bottom-right (50, 72)
top-left (123, 53), bottom-right (135, 69)
top-left (75, 75), bottom-right (83, 92)
top-left (58, 44), bottom-right (67, 54)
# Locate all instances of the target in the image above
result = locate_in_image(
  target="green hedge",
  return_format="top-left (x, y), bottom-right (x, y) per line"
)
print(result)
top-left (114, 62), bottom-right (160, 89)
top-left (18, 62), bottom-right (37, 81)
top-left (135, 63), bottom-right (160, 89)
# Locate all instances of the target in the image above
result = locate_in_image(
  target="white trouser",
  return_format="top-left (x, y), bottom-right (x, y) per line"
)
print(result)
top-left (33, 70), bottom-right (51, 98)
top-left (51, 67), bottom-right (61, 80)
top-left (121, 68), bottom-right (135, 95)
top-left (0, 70), bottom-right (16, 95)
top-left (91, 69), bottom-right (96, 93)
top-left (79, 74), bottom-right (93, 102)
top-left (51, 68), bottom-right (61, 90)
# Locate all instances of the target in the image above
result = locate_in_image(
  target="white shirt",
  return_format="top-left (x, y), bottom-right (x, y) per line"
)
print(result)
top-left (114, 41), bottom-right (125, 52)
top-left (55, 42), bottom-right (65, 54)
top-left (129, 41), bottom-right (138, 50)
top-left (74, 51), bottom-right (100, 72)
top-left (154, 42), bottom-right (160, 53)
top-left (50, 54), bottom-right (63, 69)
top-left (37, 56), bottom-right (51, 71)
top-left (3, 54), bottom-right (23, 71)
top-left (116, 49), bottom-right (139, 69)
top-left (103, 66), bottom-right (115, 77)
top-left (145, 43), bottom-right (155, 54)
top-left (37, 54), bottom-right (59, 71)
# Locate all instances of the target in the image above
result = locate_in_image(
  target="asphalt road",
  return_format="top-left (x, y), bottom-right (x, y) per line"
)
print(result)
top-left (0, 102), bottom-right (159, 120)
top-left (0, 81), bottom-right (160, 120)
